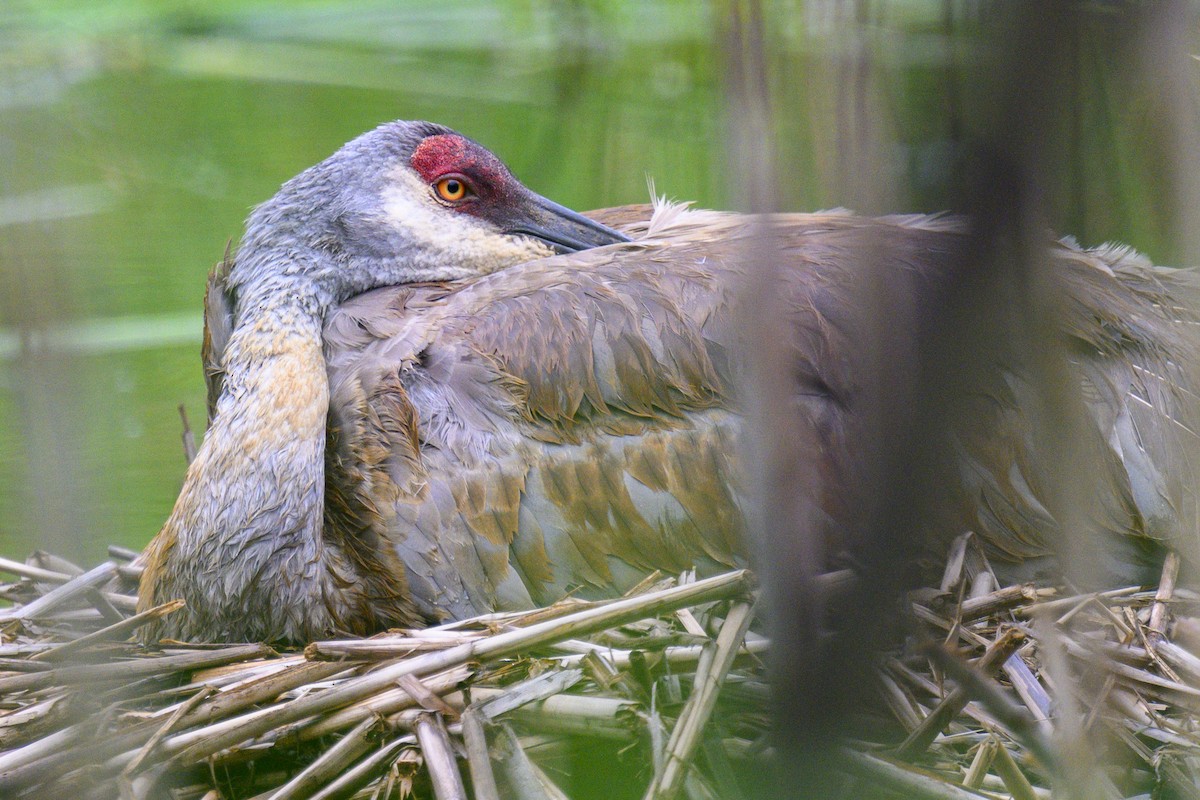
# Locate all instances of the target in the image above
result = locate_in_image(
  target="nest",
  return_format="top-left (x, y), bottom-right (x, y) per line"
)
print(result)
top-left (0, 535), bottom-right (1198, 799)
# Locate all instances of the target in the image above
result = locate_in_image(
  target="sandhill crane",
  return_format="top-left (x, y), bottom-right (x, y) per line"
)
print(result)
top-left (138, 120), bottom-right (1200, 643)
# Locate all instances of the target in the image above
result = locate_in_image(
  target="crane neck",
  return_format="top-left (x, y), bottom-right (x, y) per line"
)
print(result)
top-left (142, 287), bottom-right (347, 641)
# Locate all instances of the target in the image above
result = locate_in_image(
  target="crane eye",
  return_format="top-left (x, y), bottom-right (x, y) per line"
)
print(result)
top-left (435, 176), bottom-right (469, 202)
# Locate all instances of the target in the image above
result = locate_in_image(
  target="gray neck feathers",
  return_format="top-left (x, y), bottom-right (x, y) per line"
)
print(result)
top-left (160, 254), bottom-right (350, 641)
top-left (149, 136), bottom-right (431, 640)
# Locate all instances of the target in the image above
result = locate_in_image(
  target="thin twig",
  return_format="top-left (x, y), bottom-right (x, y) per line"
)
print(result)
top-left (178, 404), bottom-right (197, 465)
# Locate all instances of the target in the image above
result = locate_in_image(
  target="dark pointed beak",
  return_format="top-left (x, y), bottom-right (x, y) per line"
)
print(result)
top-left (506, 192), bottom-right (631, 253)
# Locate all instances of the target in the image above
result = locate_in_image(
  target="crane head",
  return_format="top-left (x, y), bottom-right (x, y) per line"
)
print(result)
top-left (229, 120), bottom-right (631, 308)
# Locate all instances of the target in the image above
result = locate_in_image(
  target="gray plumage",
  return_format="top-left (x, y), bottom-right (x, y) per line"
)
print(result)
top-left (139, 121), bottom-right (1200, 643)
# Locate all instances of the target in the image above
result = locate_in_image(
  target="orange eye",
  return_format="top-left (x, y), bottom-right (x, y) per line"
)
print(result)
top-left (435, 177), bottom-right (468, 202)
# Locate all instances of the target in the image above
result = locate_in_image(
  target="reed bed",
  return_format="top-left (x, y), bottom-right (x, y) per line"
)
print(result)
top-left (0, 534), bottom-right (1197, 799)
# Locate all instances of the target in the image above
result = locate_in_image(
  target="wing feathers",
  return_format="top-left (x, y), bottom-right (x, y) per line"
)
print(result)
top-left (309, 207), bottom-right (1200, 619)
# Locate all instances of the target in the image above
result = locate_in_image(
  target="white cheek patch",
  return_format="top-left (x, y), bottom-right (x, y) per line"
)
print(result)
top-left (380, 168), bottom-right (555, 276)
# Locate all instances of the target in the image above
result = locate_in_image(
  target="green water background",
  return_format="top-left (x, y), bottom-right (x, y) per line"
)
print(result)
top-left (0, 0), bottom-right (1192, 562)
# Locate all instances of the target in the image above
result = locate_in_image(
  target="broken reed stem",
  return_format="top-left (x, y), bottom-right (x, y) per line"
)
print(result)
top-left (267, 715), bottom-right (379, 800)
top-left (306, 737), bottom-right (415, 800)
top-left (0, 713), bottom-right (171, 790)
top-left (839, 749), bottom-right (994, 800)
top-left (520, 743), bottom-right (573, 800)
top-left (642, 600), bottom-right (756, 800)
top-left (1060, 638), bottom-right (1200, 708)
top-left (0, 724), bottom-right (88, 776)
top-left (30, 600), bottom-right (185, 663)
top-left (116, 564), bottom-right (143, 583)
top-left (1023, 586), bottom-right (1142, 617)
top-left (306, 634), bottom-right (484, 660)
top-left (398, 673), bottom-right (461, 719)
top-left (122, 685), bottom-right (214, 778)
top-left (554, 636), bottom-right (769, 670)
top-left (461, 709), bottom-right (501, 800)
top-left (924, 637), bottom-right (1058, 776)
top-left (159, 570), bottom-right (752, 766)
top-left (876, 669), bottom-right (923, 731)
top-left (106, 545), bottom-right (141, 562)
top-left (494, 723), bottom-right (563, 800)
top-left (938, 532), bottom-right (974, 594)
top-left (886, 656), bottom-right (1004, 732)
top-left (414, 713), bottom-right (467, 800)
top-left (29, 553), bottom-right (82, 577)
top-left (962, 737), bottom-right (997, 789)
top-left (958, 584), bottom-right (1046, 622)
top-left (4, 658), bottom-right (343, 785)
top-left (895, 627), bottom-right (1026, 760)
top-left (172, 659), bottom-right (355, 731)
top-left (1149, 551), bottom-right (1181, 642)
top-left (0, 658), bottom-right (53, 673)
top-left (990, 739), bottom-right (1038, 800)
top-left (0, 643), bottom-right (274, 694)
top-left (464, 686), bottom-right (637, 739)
top-left (0, 697), bottom-right (65, 747)
top-left (1155, 640), bottom-right (1200, 686)
top-left (0, 643), bottom-right (56, 658)
top-left (473, 669), bottom-right (584, 721)
top-left (0, 557), bottom-right (72, 584)
top-left (85, 587), bottom-right (124, 624)
top-left (1002, 652), bottom-right (1053, 731)
top-left (0, 562), bottom-right (118, 623)
top-left (296, 666), bottom-right (471, 742)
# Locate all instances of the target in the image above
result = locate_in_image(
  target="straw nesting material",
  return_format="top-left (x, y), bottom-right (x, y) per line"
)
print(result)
top-left (1, 536), bottom-right (1199, 799)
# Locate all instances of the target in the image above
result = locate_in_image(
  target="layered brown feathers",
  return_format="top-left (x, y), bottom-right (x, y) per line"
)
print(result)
top-left (195, 205), bottom-right (1200, 626)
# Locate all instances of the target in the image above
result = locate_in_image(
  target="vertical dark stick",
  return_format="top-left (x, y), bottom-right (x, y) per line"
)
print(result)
top-left (178, 404), bottom-right (196, 466)
top-left (723, 1), bottom-right (842, 795)
top-left (731, 1), bottom-right (1200, 796)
